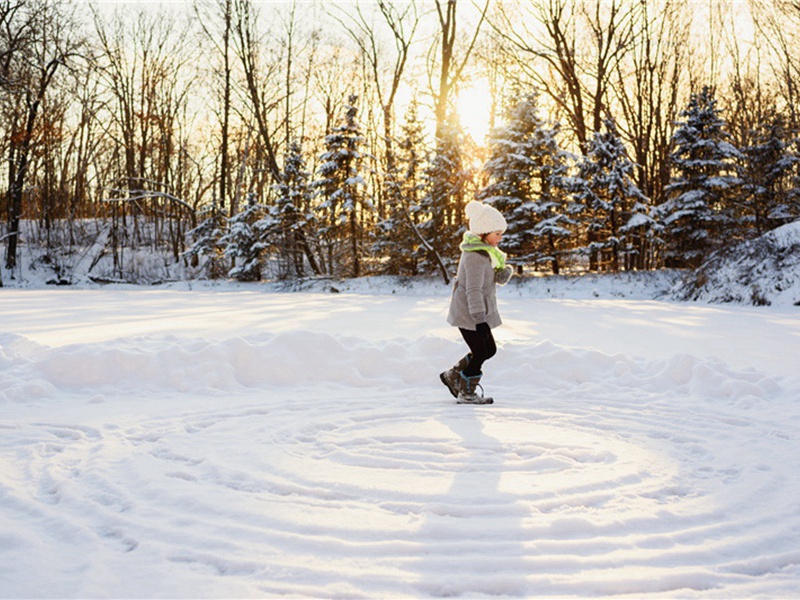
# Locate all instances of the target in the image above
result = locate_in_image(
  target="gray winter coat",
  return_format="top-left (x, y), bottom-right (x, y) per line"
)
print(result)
top-left (447, 250), bottom-right (502, 331)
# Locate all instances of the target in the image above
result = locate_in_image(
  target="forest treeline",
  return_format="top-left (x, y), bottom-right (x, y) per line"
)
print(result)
top-left (2, 0), bottom-right (800, 285)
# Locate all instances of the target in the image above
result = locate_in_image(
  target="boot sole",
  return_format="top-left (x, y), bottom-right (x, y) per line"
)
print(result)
top-left (457, 397), bottom-right (494, 405)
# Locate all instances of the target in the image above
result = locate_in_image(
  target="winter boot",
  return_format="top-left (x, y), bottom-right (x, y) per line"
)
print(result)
top-left (440, 354), bottom-right (471, 398)
top-left (456, 371), bottom-right (493, 405)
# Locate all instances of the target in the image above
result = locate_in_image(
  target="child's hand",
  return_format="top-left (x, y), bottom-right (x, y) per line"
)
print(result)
top-left (495, 266), bottom-right (513, 285)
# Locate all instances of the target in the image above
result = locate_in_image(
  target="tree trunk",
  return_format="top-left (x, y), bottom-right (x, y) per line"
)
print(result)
top-left (6, 59), bottom-right (56, 269)
top-left (548, 232), bottom-right (560, 275)
top-left (220, 0), bottom-right (232, 211)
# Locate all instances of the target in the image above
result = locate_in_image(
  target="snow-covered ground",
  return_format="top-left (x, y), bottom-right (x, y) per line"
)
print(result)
top-left (1, 275), bottom-right (799, 598)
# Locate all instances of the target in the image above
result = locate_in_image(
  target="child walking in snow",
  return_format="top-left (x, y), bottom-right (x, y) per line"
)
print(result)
top-left (441, 200), bottom-right (512, 404)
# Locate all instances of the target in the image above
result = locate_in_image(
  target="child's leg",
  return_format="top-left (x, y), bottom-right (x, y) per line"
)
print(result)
top-left (459, 326), bottom-right (497, 376)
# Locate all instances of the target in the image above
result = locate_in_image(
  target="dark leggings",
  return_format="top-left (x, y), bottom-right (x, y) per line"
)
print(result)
top-left (459, 326), bottom-right (497, 377)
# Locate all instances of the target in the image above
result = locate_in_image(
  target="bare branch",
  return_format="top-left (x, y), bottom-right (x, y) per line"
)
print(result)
top-left (102, 188), bottom-right (194, 212)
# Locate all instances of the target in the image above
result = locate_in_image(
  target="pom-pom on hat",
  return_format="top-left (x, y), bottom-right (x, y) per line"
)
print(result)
top-left (465, 200), bottom-right (507, 235)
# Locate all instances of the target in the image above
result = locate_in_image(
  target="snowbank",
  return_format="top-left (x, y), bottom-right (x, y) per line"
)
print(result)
top-left (2, 329), bottom-right (784, 402)
top-left (673, 221), bottom-right (800, 306)
top-left (261, 270), bottom-right (682, 300)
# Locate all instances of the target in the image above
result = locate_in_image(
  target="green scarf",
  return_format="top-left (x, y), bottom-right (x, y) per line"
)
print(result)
top-left (460, 232), bottom-right (507, 271)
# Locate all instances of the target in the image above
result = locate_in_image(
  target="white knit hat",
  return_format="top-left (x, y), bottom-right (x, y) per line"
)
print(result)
top-left (465, 200), bottom-right (507, 235)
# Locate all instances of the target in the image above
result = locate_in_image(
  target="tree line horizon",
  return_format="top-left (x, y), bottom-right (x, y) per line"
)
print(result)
top-left (2, 0), bottom-right (799, 284)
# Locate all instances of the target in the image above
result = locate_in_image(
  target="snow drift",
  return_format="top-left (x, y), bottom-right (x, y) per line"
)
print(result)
top-left (673, 220), bottom-right (800, 306)
top-left (2, 330), bottom-right (784, 403)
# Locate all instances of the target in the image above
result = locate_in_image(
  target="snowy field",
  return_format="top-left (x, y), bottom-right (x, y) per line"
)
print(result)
top-left (1, 276), bottom-right (800, 598)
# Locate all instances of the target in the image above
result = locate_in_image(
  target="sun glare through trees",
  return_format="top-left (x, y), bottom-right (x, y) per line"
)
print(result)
top-left (456, 76), bottom-right (494, 144)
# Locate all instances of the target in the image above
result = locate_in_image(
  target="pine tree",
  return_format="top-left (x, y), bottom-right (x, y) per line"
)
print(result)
top-left (184, 202), bottom-right (227, 279)
top-left (478, 92), bottom-right (574, 274)
top-left (372, 99), bottom-right (427, 275)
top-left (272, 140), bottom-right (320, 278)
top-left (573, 117), bottom-right (651, 272)
top-left (418, 112), bottom-right (468, 278)
top-left (222, 192), bottom-right (270, 282)
top-left (657, 86), bottom-right (742, 268)
top-left (792, 137), bottom-right (800, 221)
top-left (740, 113), bottom-right (800, 235)
top-left (315, 94), bottom-right (371, 278)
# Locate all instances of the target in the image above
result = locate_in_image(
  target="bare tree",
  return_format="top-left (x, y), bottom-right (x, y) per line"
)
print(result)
top-left (93, 8), bottom-right (193, 190)
top-left (750, 0), bottom-right (800, 127)
top-left (92, 6), bottom-right (196, 278)
top-left (4, 0), bottom-right (84, 271)
top-left (1, 0), bottom-right (34, 88)
top-left (231, 0), bottom-right (282, 196)
top-left (195, 0), bottom-right (234, 213)
top-left (429, 0), bottom-right (489, 142)
top-left (329, 0), bottom-right (425, 277)
top-left (311, 39), bottom-right (352, 144)
top-left (491, 0), bottom-right (640, 153)
top-left (612, 0), bottom-right (690, 208)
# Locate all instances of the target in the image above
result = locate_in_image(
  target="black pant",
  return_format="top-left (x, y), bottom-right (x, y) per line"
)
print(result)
top-left (459, 326), bottom-right (497, 377)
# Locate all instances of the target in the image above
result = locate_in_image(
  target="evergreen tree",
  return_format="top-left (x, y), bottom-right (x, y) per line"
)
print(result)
top-left (315, 94), bottom-right (371, 278)
top-left (657, 86), bottom-right (742, 268)
top-left (478, 92), bottom-right (574, 274)
top-left (184, 202), bottom-right (227, 279)
top-left (418, 112), bottom-right (468, 278)
top-left (272, 140), bottom-right (320, 278)
top-left (792, 136), bottom-right (800, 221)
top-left (372, 99), bottom-right (427, 275)
top-left (222, 192), bottom-right (270, 282)
top-left (573, 117), bottom-right (651, 271)
top-left (740, 113), bottom-right (800, 235)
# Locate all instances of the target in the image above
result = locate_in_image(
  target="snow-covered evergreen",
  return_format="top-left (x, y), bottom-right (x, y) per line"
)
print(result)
top-left (478, 92), bottom-right (574, 274)
top-left (184, 203), bottom-right (228, 279)
top-left (572, 117), bottom-right (652, 272)
top-left (221, 193), bottom-right (271, 282)
top-left (657, 86), bottom-right (742, 268)
top-left (315, 94), bottom-right (370, 278)
top-left (272, 140), bottom-right (319, 278)
top-left (372, 99), bottom-right (428, 276)
top-left (418, 113), bottom-right (468, 270)
top-left (739, 113), bottom-right (800, 235)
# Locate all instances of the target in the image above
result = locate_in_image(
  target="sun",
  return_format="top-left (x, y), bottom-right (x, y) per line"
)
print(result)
top-left (456, 77), bottom-right (495, 144)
